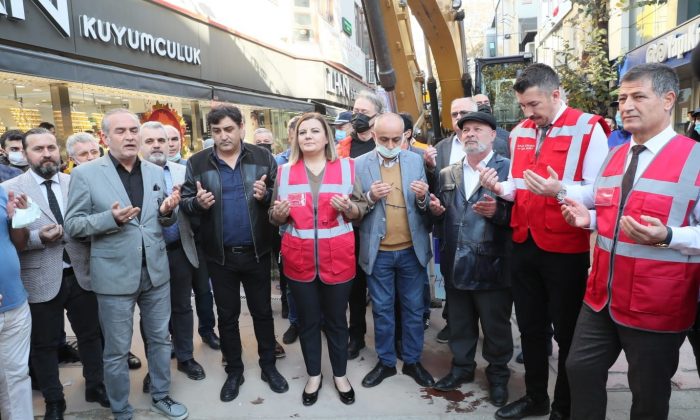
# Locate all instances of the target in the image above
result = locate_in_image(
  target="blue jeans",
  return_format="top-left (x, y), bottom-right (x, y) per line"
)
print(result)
top-left (367, 247), bottom-right (425, 366)
top-left (286, 287), bottom-right (298, 326)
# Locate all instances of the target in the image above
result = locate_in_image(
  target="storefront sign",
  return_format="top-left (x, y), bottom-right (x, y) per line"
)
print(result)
top-left (0, 0), bottom-right (70, 36)
top-left (79, 15), bottom-right (201, 65)
top-left (326, 67), bottom-right (356, 101)
top-left (645, 19), bottom-right (700, 64)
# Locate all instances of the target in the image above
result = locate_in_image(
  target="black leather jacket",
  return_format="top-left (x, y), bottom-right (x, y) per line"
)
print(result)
top-left (180, 143), bottom-right (277, 265)
top-left (435, 153), bottom-right (512, 290)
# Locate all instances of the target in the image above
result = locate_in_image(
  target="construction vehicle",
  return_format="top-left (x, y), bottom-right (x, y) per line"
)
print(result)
top-left (363, 0), bottom-right (529, 141)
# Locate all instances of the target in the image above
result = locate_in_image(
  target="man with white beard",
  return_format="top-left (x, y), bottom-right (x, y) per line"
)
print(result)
top-left (139, 122), bottom-right (206, 388)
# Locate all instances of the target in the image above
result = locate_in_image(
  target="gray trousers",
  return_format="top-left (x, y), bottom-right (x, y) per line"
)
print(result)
top-left (96, 267), bottom-right (171, 420)
top-left (446, 287), bottom-right (514, 385)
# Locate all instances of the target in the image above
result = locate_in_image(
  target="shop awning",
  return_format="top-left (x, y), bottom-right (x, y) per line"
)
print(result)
top-left (212, 86), bottom-right (314, 112)
top-left (0, 44), bottom-right (212, 100)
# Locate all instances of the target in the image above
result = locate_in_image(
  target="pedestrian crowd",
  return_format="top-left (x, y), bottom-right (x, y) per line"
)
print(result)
top-left (0, 58), bottom-right (698, 420)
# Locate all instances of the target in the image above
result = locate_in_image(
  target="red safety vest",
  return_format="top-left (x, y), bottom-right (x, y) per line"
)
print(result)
top-left (510, 107), bottom-right (608, 253)
top-left (278, 158), bottom-right (356, 284)
top-left (586, 135), bottom-right (700, 332)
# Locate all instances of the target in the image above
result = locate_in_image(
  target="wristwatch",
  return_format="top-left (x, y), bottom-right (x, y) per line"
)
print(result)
top-left (555, 186), bottom-right (567, 203)
top-left (653, 226), bottom-right (673, 248)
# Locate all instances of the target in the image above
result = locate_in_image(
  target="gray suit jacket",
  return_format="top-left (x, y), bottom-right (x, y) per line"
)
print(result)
top-left (165, 161), bottom-right (198, 268)
top-left (355, 150), bottom-right (433, 275)
top-left (2, 171), bottom-right (91, 303)
top-left (65, 155), bottom-right (176, 296)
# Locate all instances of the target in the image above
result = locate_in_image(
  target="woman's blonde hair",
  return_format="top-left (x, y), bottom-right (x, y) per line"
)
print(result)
top-left (288, 112), bottom-right (338, 164)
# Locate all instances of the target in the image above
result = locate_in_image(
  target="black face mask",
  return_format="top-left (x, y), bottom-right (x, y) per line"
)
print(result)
top-left (258, 143), bottom-right (272, 152)
top-left (351, 113), bottom-right (372, 134)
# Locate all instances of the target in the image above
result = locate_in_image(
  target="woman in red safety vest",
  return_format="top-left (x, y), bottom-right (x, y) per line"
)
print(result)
top-left (270, 112), bottom-right (367, 407)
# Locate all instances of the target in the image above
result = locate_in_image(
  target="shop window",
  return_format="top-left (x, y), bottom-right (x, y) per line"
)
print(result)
top-left (294, 0), bottom-right (310, 7)
top-left (295, 12), bottom-right (312, 26)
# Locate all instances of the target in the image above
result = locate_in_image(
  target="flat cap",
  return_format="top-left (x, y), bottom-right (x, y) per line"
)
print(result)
top-left (457, 111), bottom-right (497, 130)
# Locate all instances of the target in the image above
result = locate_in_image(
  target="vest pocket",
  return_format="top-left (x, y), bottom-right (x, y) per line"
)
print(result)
top-left (330, 234), bottom-right (354, 276)
top-left (281, 237), bottom-right (306, 279)
top-left (628, 261), bottom-right (685, 315)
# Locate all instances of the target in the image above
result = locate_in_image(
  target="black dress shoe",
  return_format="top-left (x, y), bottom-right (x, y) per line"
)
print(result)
top-left (177, 359), bottom-right (206, 380)
top-left (58, 342), bottom-right (80, 363)
top-left (334, 379), bottom-right (355, 405)
top-left (495, 395), bottom-right (550, 419)
top-left (489, 384), bottom-right (509, 407)
top-left (127, 352), bottom-right (141, 370)
top-left (347, 338), bottom-right (366, 360)
top-left (202, 333), bottom-right (221, 350)
top-left (433, 370), bottom-right (475, 391)
top-left (361, 362), bottom-right (397, 388)
top-left (220, 373), bottom-right (245, 402)
top-left (402, 362), bottom-right (435, 387)
top-left (142, 373), bottom-right (150, 394)
top-left (302, 375), bottom-right (322, 406)
top-left (261, 367), bottom-right (289, 393)
top-left (275, 341), bottom-right (286, 358)
top-left (85, 384), bottom-right (110, 408)
top-left (283, 324), bottom-right (299, 344)
top-left (44, 399), bottom-right (66, 420)
top-left (549, 409), bottom-right (569, 420)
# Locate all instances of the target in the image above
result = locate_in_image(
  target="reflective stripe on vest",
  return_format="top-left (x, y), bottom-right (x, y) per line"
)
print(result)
top-left (278, 158), bottom-right (353, 240)
top-left (511, 112), bottom-right (593, 187)
top-left (596, 139), bottom-right (700, 227)
top-left (279, 158), bottom-right (353, 196)
top-left (596, 234), bottom-right (700, 263)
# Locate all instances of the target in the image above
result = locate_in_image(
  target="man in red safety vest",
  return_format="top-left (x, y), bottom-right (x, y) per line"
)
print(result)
top-left (479, 63), bottom-right (610, 420)
top-left (562, 63), bottom-right (700, 420)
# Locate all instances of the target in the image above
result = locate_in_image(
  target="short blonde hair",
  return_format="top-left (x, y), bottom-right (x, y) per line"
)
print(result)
top-left (288, 112), bottom-right (337, 165)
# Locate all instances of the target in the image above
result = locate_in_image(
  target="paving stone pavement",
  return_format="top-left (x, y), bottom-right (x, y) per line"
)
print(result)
top-left (43, 285), bottom-right (700, 419)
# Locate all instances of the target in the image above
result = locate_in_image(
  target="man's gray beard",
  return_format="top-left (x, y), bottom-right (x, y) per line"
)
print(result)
top-left (147, 153), bottom-right (167, 166)
top-left (32, 161), bottom-right (59, 178)
top-left (465, 142), bottom-right (488, 155)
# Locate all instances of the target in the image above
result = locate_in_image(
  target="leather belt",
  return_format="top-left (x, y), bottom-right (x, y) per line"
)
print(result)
top-left (227, 245), bottom-right (254, 254)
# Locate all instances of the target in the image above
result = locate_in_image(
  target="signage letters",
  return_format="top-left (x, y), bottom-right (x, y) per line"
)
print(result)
top-left (646, 21), bottom-right (700, 64)
top-left (0, 0), bottom-right (70, 36)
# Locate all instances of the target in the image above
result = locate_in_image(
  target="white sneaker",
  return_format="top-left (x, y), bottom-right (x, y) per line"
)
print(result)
top-left (151, 396), bottom-right (188, 420)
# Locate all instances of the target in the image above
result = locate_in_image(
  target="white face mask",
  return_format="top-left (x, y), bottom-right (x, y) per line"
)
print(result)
top-left (8, 151), bottom-right (28, 166)
top-left (376, 144), bottom-right (400, 159)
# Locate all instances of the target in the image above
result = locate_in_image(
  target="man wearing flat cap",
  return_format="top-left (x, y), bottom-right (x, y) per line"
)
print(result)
top-left (333, 111), bottom-right (354, 144)
top-left (430, 111), bottom-right (514, 407)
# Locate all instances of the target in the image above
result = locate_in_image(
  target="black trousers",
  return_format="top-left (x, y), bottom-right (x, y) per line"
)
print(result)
top-left (167, 245), bottom-right (196, 362)
top-left (511, 235), bottom-right (588, 414)
top-left (567, 304), bottom-right (685, 420)
top-left (288, 277), bottom-right (353, 377)
top-left (348, 229), bottom-right (367, 341)
top-left (30, 269), bottom-right (103, 402)
top-left (208, 249), bottom-right (275, 374)
top-left (192, 242), bottom-right (216, 337)
top-left (446, 287), bottom-right (513, 385)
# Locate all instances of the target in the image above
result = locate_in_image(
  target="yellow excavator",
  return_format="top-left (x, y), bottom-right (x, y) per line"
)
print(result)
top-left (363, 0), bottom-right (530, 141)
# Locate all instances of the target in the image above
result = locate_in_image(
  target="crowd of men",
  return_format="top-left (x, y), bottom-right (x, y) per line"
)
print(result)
top-left (0, 56), bottom-right (698, 420)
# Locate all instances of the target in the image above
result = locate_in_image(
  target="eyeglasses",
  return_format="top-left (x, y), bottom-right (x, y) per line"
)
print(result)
top-left (450, 110), bottom-right (470, 119)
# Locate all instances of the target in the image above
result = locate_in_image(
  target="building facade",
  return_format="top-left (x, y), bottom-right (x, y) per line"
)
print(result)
top-left (0, 0), bottom-right (373, 152)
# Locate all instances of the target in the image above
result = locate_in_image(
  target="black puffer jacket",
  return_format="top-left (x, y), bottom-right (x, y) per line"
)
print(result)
top-left (180, 143), bottom-right (277, 265)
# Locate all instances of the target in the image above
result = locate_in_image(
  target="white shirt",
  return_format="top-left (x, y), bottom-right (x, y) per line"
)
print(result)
top-left (498, 104), bottom-right (609, 207)
top-left (30, 170), bottom-right (64, 216)
top-left (589, 125), bottom-right (700, 255)
top-left (464, 151), bottom-right (494, 199)
top-left (30, 169), bottom-right (70, 268)
top-left (449, 135), bottom-right (466, 165)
